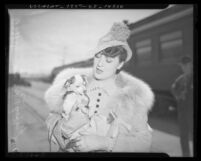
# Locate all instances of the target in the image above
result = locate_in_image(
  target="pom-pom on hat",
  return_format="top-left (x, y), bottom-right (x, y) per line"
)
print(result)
top-left (91, 22), bottom-right (132, 62)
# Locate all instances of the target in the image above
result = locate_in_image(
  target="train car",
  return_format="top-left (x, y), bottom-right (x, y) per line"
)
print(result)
top-left (126, 4), bottom-right (193, 91)
top-left (126, 4), bottom-right (194, 117)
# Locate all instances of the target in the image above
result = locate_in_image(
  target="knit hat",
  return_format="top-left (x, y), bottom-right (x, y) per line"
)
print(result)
top-left (91, 22), bottom-right (132, 62)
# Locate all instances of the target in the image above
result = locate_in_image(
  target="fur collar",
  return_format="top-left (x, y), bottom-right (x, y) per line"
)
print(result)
top-left (45, 68), bottom-right (154, 113)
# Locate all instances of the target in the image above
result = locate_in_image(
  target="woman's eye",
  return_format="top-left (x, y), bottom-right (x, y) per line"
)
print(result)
top-left (95, 52), bottom-right (102, 58)
top-left (106, 57), bottom-right (113, 63)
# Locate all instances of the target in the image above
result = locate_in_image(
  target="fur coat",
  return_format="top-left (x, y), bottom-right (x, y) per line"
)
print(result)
top-left (44, 68), bottom-right (155, 152)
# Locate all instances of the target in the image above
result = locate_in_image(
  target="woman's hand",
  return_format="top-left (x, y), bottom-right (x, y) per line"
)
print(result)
top-left (73, 134), bottom-right (110, 152)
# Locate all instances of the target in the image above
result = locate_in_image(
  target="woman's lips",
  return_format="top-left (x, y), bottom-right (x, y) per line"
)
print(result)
top-left (96, 68), bottom-right (103, 74)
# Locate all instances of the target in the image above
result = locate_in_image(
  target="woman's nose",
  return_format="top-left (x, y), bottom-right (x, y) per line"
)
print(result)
top-left (97, 55), bottom-right (105, 67)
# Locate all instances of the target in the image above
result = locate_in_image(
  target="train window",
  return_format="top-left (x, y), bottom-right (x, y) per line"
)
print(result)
top-left (160, 31), bottom-right (182, 42)
top-left (136, 39), bottom-right (151, 48)
top-left (161, 39), bottom-right (183, 49)
top-left (135, 39), bottom-right (152, 65)
top-left (160, 31), bottom-right (183, 62)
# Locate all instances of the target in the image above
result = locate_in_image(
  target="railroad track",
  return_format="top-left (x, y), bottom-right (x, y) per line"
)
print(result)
top-left (12, 86), bottom-right (48, 123)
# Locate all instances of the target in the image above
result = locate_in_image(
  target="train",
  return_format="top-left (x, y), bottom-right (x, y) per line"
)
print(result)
top-left (126, 4), bottom-right (193, 91)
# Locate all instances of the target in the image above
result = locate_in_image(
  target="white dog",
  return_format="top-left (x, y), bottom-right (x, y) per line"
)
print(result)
top-left (62, 74), bottom-right (89, 119)
top-left (51, 74), bottom-right (90, 150)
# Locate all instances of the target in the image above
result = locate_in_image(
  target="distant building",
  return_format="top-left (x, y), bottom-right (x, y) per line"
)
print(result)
top-left (50, 58), bottom-right (93, 81)
top-left (8, 73), bottom-right (31, 87)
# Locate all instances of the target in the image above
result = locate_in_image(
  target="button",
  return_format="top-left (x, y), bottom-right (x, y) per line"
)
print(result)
top-left (98, 93), bottom-right (102, 96)
top-left (97, 99), bottom-right (100, 102)
top-left (96, 104), bottom-right (99, 108)
top-left (94, 111), bottom-right (98, 113)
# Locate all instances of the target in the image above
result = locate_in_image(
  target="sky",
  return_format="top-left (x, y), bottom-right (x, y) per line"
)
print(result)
top-left (8, 7), bottom-right (173, 75)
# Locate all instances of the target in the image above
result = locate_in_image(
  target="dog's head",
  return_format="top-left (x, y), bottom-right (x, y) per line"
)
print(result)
top-left (64, 74), bottom-right (88, 94)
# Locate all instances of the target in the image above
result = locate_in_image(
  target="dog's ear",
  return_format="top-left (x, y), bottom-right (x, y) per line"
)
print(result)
top-left (81, 75), bottom-right (87, 85)
top-left (70, 76), bottom-right (75, 84)
top-left (64, 76), bottom-right (75, 88)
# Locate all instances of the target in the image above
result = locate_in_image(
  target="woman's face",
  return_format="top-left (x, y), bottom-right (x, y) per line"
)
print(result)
top-left (93, 51), bottom-right (123, 80)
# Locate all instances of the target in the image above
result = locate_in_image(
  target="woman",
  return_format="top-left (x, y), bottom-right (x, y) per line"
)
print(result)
top-left (45, 22), bottom-right (154, 152)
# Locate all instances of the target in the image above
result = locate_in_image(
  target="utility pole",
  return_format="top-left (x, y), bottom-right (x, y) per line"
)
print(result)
top-left (61, 46), bottom-right (66, 66)
top-left (9, 13), bottom-right (20, 74)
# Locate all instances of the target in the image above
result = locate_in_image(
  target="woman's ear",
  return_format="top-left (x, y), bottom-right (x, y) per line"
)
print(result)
top-left (117, 61), bottom-right (124, 70)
